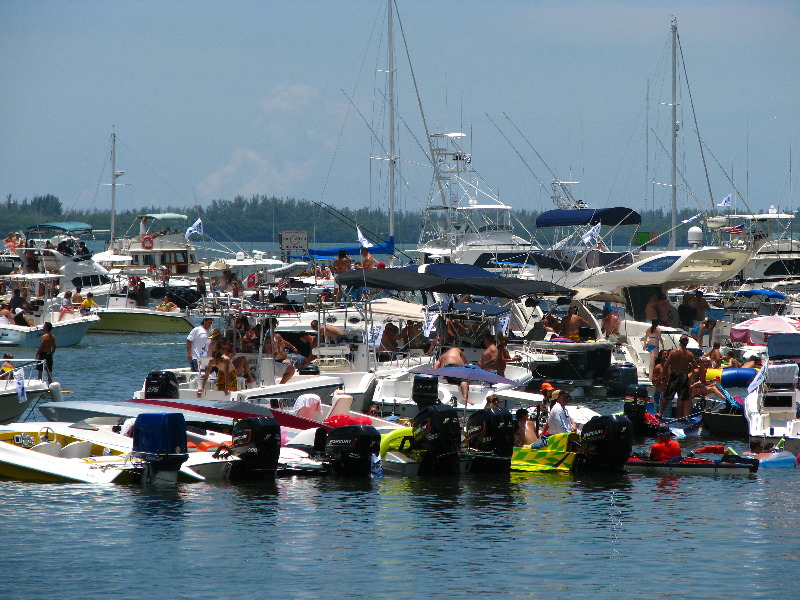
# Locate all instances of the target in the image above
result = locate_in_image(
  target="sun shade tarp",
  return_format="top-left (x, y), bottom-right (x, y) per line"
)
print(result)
top-left (535, 207), bottom-right (641, 228)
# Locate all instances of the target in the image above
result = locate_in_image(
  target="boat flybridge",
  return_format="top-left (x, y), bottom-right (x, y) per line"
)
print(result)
top-left (415, 132), bottom-right (537, 269)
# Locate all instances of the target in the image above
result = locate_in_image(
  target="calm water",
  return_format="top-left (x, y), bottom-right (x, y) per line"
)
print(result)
top-left (2, 333), bottom-right (799, 599)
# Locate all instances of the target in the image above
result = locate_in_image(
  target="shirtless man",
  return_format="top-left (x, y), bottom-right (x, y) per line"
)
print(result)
top-left (559, 306), bottom-right (589, 342)
top-left (601, 308), bottom-right (620, 338)
top-left (657, 335), bottom-right (699, 419)
top-left (360, 246), bottom-right (375, 270)
top-left (331, 249), bottom-right (352, 303)
top-left (263, 333), bottom-right (295, 384)
top-left (310, 319), bottom-right (345, 343)
top-left (434, 346), bottom-right (470, 405)
top-left (478, 333), bottom-right (512, 376)
top-left (36, 322), bottom-right (56, 384)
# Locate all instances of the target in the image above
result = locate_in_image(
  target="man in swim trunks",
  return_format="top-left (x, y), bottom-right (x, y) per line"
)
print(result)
top-left (657, 335), bottom-right (699, 419)
top-left (332, 249), bottom-right (351, 303)
top-left (559, 306), bottom-right (590, 342)
top-left (434, 346), bottom-right (470, 405)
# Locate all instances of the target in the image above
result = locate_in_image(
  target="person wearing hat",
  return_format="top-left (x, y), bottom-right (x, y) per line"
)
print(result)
top-left (548, 389), bottom-right (577, 434)
top-left (206, 328), bottom-right (223, 354)
top-left (650, 425), bottom-right (681, 461)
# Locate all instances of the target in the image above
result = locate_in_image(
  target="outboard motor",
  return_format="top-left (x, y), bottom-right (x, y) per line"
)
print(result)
top-left (623, 384), bottom-right (650, 436)
top-left (604, 362), bottom-right (638, 396)
top-left (411, 403), bottom-right (462, 475)
top-left (463, 407), bottom-right (515, 474)
top-left (324, 424), bottom-right (382, 477)
top-left (577, 414), bottom-right (633, 472)
top-left (144, 370), bottom-right (180, 399)
top-left (412, 374), bottom-right (440, 409)
top-left (227, 416), bottom-right (281, 480)
top-left (298, 364), bottom-right (320, 376)
top-left (131, 413), bottom-right (189, 483)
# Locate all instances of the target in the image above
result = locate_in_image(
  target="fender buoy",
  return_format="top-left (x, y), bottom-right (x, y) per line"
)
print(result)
top-left (141, 235), bottom-right (154, 249)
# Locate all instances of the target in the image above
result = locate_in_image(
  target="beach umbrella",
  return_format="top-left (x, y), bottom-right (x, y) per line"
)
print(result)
top-left (412, 364), bottom-right (521, 387)
top-left (729, 315), bottom-right (800, 345)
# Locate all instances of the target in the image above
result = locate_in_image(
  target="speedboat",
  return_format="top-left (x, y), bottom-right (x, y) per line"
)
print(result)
top-left (0, 413), bottom-right (191, 484)
top-left (0, 358), bottom-right (52, 423)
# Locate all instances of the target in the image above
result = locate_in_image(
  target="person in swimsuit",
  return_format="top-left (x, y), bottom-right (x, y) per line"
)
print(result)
top-left (434, 346), bottom-right (470, 405)
top-left (198, 352), bottom-right (237, 396)
top-left (657, 335), bottom-right (699, 419)
top-left (156, 295), bottom-right (179, 312)
top-left (642, 319), bottom-right (662, 376)
top-left (36, 322), bottom-right (56, 384)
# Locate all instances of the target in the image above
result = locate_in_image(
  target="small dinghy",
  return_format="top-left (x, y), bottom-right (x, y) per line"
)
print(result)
top-left (625, 454), bottom-right (759, 476)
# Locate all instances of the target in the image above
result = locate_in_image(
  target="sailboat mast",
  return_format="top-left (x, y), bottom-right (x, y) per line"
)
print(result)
top-left (110, 132), bottom-right (117, 250)
top-left (669, 17), bottom-right (678, 251)
top-left (387, 0), bottom-right (396, 241)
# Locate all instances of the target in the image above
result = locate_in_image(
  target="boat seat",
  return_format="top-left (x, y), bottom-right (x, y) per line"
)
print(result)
top-left (60, 441), bottom-right (94, 458)
top-left (327, 393), bottom-right (354, 418)
top-left (30, 441), bottom-right (63, 456)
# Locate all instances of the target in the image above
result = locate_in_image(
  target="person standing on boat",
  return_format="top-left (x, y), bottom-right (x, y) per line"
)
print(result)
top-left (36, 322), bottom-right (56, 384)
top-left (186, 317), bottom-right (213, 371)
top-left (693, 290), bottom-right (711, 325)
top-left (559, 306), bottom-right (589, 342)
top-left (642, 319), bottom-right (663, 376)
top-left (196, 270), bottom-right (206, 296)
top-left (650, 349), bottom-right (670, 412)
top-left (601, 308), bottom-right (620, 339)
top-left (359, 246), bottom-right (375, 270)
top-left (548, 390), bottom-right (577, 434)
top-left (650, 425), bottom-right (681, 460)
top-left (657, 335), bottom-right (699, 420)
top-left (433, 346), bottom-right (471, 406)
top-left (332, 249), bottom-right (352, 304)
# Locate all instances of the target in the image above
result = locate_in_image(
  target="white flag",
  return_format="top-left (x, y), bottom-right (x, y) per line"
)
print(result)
top-left (747, 359), bottom-right (769, 394)
top-left (185, 218), bottom-right (204, 239)
top-left (580, 222), bottom-right (601, 245)
top-left (357, 226), bottom-right (373, 248)
top-left (717, 194), bottom-right (732, 208)
top-left (497, 313), bottom-right (510, 334)
top-left (368, 322), bottom-right (386, 347)
top-left (422, 310), bottom-right (437, 337)
top-left (14, 369), bottom-right (26, 404)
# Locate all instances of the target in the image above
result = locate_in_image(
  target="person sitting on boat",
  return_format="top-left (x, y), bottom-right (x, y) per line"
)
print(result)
top-left (57, 290), bottom-right (74, 321)
top-left (216, 336), bottom-right (257, 384)
top-left (12, 307), bottom-right (31, 327)
top-left (71, 287), bottom-right (83, 305)
top-left (478, 332), bottom-right (512, 376)
top-left (548, 390), bottom-right (577, 434)
top-left (76, 241), bottom-right (90, 259)
top-left (559, 305), bottom-right (589, 342)
top-left (690, 357), bottom-right (726, 401)
top-left (704, 341), bottom-right (723, 369)
top-left (1, 353), bottom-right (15, 380)
top-left (263, 333), bottom-right (295, 385)
top-left (433, 346), bottom-right (471, 405)
top-left (79, 292), bottom-right (99, 315)
top-left (310, 319), bottom-right (346, 343)
top-left (650, 425), bottom-right (681, 461)
top-left (197, 352), bottom-right (238, 396)
top-left (9, 288), bottom-right (25, 314)
top-left (657, 335), bottom-right (699, 420)
top-left (156, 295), bottom-right (179, 312)
top-left (741, 356), bottom-right (763, 369)
top-left (514, 408), bottom-right (539, 446)
top-left (377, 322), bottom-right (402, 361)
top-left (540, 313), bottom-right (560, 333)
top-left (601, 308), bottom-right (620, 339)
top-left (0, 306), bottom-right (12, 325)
top-left (722, 351), bottom-right (741, 369)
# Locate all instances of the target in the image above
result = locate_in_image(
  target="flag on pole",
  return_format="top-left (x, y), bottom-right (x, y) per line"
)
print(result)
top-left (717, 194), bottom-right (732, 207)
top-left (14, 369), bottom-right (26, 404)
top-left (725, 225), bottom-right (743, 235)
top-left (356, 226), bottom-right (373, 248)
top-left (246, 273), bottom-right (257, 288)
top-left (277, 277), bottom-right (290, 290)
top-left (580, 222), bottom-right (601, 245)
top-left (185, 218), bottom-right (204, 239)
top-left (747, 359), bottom-right (769, 394)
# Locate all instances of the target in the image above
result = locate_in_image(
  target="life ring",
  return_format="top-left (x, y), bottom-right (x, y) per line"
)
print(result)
top-left (141, 235), bottom-right (154, 249)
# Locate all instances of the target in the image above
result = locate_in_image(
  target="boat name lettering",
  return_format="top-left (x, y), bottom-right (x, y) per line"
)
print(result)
top-left (328, 439), bottom-right (355, 446)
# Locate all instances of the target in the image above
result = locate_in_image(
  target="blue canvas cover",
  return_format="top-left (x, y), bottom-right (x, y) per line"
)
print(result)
top-left (535, 207), bottom-right (641, 228)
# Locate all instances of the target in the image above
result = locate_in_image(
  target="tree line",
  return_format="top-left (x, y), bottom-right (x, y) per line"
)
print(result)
top-left (1, 193), bottom-right (702, 246)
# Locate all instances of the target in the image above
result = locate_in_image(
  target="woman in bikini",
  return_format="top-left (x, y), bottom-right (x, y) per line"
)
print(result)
top-left (198, 352), bottom-right (238, 396)
top-left (643, 319), bottom-right (663, 376)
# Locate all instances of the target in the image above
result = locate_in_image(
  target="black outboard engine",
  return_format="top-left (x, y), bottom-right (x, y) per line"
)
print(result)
top-left (604, 362), bottom-right (638, 396)
top-left (412, 374), bottom-right (440, 409)
top-left (463, 407), bottom-right (515, 474)
top-left (576, 414), bottom-right (633, 472)
top-left (623, 384), bottom-right (650, 436)
top-left (227, 416), bottom-right (281, 480)
top-left (411, 403), bottom-right (462, 475)
top-left (144, 370), bottom-right (180, 399)
top-left (324, 424), bottom-right (382, 477)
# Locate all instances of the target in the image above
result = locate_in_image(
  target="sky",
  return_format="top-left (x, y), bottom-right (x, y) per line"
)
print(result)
top-left (2, 0), bottom-right (799, 224)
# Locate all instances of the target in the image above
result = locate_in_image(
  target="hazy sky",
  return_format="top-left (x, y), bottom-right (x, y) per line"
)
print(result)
top-left (2, 0), bottom-right (798, 222)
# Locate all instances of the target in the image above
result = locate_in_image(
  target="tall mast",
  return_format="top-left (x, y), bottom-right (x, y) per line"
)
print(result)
top-left (387, 0), bottom-right (396, 240)
top-left (669, 17), bottom-right (678, 251)
top-left (110, 131), bottom-right (117, 250)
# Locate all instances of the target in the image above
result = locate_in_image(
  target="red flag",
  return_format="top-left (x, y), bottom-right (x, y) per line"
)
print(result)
top-left (246, 273), bottom-right (257, 287)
